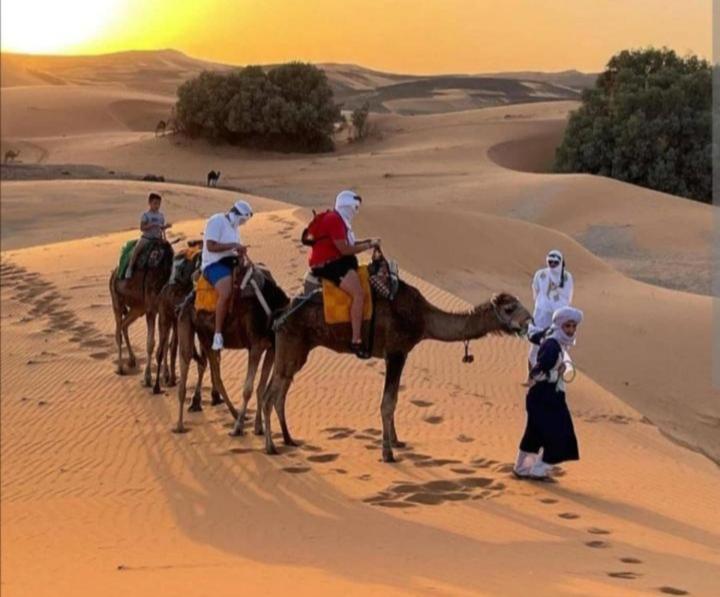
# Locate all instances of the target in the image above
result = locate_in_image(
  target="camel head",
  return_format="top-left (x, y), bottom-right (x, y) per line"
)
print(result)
top-left (490, 293), bottom-right (532, 337)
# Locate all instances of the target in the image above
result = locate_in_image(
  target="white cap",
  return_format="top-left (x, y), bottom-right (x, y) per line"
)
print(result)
top-left (231, 200), bottom-right (253, 224)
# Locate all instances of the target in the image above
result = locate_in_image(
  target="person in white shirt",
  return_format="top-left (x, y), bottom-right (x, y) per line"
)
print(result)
top-left (528, 249), bottom-right (573, 368)
top-left (201, 200), bottom-right (253, 351)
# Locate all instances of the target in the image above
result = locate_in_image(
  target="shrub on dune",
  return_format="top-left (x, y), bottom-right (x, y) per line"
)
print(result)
top-left (175, 63), bottom-right (340, 152)
top-left (555, 47), bottom-right (711, 203)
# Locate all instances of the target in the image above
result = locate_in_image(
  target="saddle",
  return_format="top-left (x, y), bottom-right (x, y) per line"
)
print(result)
top-left (194, 262), bottom-right (274, 314)
top-left (117, 239), bottom-right (170, 278)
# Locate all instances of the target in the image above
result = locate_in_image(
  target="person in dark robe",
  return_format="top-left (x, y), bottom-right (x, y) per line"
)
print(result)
top-left (513, 306), bottom-right (583, 480)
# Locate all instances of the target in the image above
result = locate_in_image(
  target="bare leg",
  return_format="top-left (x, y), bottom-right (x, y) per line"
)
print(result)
top-left (254, 347), bottom-right (274, 435)
top-left (214, 276), bottom-right (232, 335)
top-left (381, 352), bottom-right (407, 463)
top-left (143, 311), bottom-right (157, 387)
top-left (230, 346), bottom-right (263, 436)
top-left (339, 270), bottom-right (364, 344)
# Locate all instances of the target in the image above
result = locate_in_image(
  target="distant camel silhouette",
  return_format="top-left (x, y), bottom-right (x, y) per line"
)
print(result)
top-left (4, 149), bottom-right (20, 163)
top-left (207, 170), bottom-right (221, 187)
top-left (155, 120), bottom-right (167, 137)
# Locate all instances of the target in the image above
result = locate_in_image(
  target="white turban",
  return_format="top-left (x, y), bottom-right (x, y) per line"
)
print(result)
top-left (334, 190), bottom-right (361, 244)
top-left (550, 306), bottom-right (584, 347)
top-left (546, 249), bottom-right (564, 286)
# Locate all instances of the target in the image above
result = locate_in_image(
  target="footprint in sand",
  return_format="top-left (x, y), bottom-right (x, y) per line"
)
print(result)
top-left (333, 468), bottom-right (347, 475)
top-left (90, 352), bottom-right (109, 360)
top-left (410, 400), bottom-right (433, 408)
top-left (300, 444), bottom-right (323, 453)
top-left (423, 415), bottom-right (444, 425)
top-left (558, 512), bottom-right (580, 520)
top-left (456, 434), bottom-right (474, 443)
top-left (619, 557), bottom-right (643, 564)
top-left (587, 527), bottom-right (611, 535)
top-left (282, 466), bottom-right (311, 474)
top-left (607, 571), bottom-right (642, 580)
top-left (307, 454), bottom-right (339, 463)
top-left (538, 498), bottom-right (559, 504)
top-left (657, 587), bottom-right (689, 595)
top-left (585, 540), bottom-right (610, 549)
top-left (451, 468), bottom-right (476, 475)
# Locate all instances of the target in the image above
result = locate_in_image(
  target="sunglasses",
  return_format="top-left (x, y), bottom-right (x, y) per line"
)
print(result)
top-left (548, 259), bottom-right (561, 266)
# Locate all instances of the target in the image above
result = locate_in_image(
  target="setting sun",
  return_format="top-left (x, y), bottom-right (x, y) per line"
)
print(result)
top-left (1, 0), bottom-right (121, 54)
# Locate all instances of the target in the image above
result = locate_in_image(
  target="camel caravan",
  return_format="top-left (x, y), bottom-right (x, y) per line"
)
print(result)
top-left (109, 190), bottom-right (532, 462)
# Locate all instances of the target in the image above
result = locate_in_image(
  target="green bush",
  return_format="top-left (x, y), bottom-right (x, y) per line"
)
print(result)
top-left (176, 63), bottom-right (340, 152)
top-left (555, 48), bottom-right (711, 202)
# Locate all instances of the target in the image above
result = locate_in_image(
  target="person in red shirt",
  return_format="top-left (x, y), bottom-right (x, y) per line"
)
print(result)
top-left (309, 190), bottom-right (380, 358)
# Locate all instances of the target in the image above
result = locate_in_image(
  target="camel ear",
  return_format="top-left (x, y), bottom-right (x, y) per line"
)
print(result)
top-left (491, 293), bottom-right (501, 307)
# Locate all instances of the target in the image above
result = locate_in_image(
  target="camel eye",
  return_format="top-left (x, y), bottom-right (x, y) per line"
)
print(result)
top-left (504, 306), bottom-right (514, 314)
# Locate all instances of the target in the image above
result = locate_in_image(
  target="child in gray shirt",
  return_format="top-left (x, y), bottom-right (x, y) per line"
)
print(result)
top-left (125, 193), bottom-right (172, 278)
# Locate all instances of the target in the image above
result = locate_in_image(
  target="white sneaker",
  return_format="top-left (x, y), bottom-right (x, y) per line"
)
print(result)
top-left (212, 333), bottom-right (224, 351)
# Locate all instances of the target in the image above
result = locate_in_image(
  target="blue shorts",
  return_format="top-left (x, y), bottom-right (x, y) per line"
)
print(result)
top-left (204, 262), bottom-right (232, 285)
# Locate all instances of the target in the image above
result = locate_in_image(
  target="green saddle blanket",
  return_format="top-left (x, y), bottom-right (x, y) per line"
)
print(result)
top-left (118, 240), bottom-right (137, 278)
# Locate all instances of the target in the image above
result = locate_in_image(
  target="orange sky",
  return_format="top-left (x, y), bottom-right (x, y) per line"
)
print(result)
top-left (1, 0), bottom-right (712, 73)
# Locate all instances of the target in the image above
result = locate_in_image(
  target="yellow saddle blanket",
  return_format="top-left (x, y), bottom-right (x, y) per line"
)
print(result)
top-left (322, 266), bottom-right (373, 324)
top-left (195, 275), bottom-right (218, 313)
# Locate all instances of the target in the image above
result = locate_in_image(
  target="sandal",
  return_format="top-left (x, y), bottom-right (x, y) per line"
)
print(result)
top-left (350, 341), bottom-right (371, 360)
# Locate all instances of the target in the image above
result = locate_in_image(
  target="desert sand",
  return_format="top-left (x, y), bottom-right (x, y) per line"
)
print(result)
top-left (1, 53), bottom-right (719, 596)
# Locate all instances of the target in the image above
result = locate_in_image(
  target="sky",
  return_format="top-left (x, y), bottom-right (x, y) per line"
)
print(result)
top-left (0, 0), bottom-right (712, 73)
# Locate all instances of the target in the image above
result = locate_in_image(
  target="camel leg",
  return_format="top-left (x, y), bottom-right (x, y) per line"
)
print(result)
top-left (230, 346), bottom-right (263, 437)
top-left (207, 350), bottom-right (239, 420)
top-left (168, 321), bottom-right (178, 387)
top-left (173, 318), bottom-right (195, 433)
top-left (254, 347), bottom-right (274, 435)
top-left (380, 353), bottom-right (407, 463)
top-left (189, 347), bottom-right (207, 412)
top-left (261, 373), bottom-right (291, 455)
top-left (119, 307), bottom-right (143, 373)
top-left (113, 304), bottom-right (125, 375)
top-left (153, 312), bottom-right (171, 394)
top-left (143, 311), bottom-right (157, 387)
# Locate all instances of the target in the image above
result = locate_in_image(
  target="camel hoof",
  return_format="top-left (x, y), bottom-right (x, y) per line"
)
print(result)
top-left (116, 367), bottom-right (125, 376)
top-left (167, 379), bottom-right (177, 388)
top-left (266, 444), bottom-right (278, 456)
top-left (210, 391), bottom-right (222, 406)
top-left (392, 440), bottom-right (407, 448)
top-left (228, 429), bottom-right (244, 437)
top-left (152, 386), bottom-right (162, 395)
top-left (254, 427), bottom-right (264, 436)
top-left (128, 359), bottom-right (137, 369)
top-left (382, 451), bottom-right (396, 463)
top-left (188, 403), bottom-right (203, 413)
top-left (283, 437), bottom-right (298, 447)
top-left (172, 426), bottom-right (189, 434)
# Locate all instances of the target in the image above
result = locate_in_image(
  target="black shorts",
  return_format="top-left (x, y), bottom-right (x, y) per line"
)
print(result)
top-left (312, 255), bottom-right (359, 286)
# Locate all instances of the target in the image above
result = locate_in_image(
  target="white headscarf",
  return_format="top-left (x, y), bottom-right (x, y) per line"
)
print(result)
top-left (546, 249), bottom-right (564, 287)
top-left (228, 199), bottom-right (253, 228)
top-left (334, 190), bottom-right (361, 245)
top-left (549, 306), bottom-right (583, 347)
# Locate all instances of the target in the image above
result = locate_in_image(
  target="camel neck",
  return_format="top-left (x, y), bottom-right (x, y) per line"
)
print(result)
top-left (422, 301), bottom-right (501, 342)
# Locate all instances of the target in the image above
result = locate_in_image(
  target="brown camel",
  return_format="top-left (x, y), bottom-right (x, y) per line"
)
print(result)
top-left (4, 149), bottom-right (20, 164)
top-left (152, 245), bottom-right (220, 407)
top-left (261, 283), bottom-right (532, 462)
top-left (109, 240), bottom-right (174, 385)
top-left (174, 262), bottom-right (290, 435)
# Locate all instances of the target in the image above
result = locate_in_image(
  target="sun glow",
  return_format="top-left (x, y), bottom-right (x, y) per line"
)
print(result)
top-left (1, 0), bottom-right (122, 54)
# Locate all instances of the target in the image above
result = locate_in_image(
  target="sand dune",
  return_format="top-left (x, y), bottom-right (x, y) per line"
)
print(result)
top-left (2, 205), bottom-right (719, 596)
top-left (1, 65), bottom-right (718, 595)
